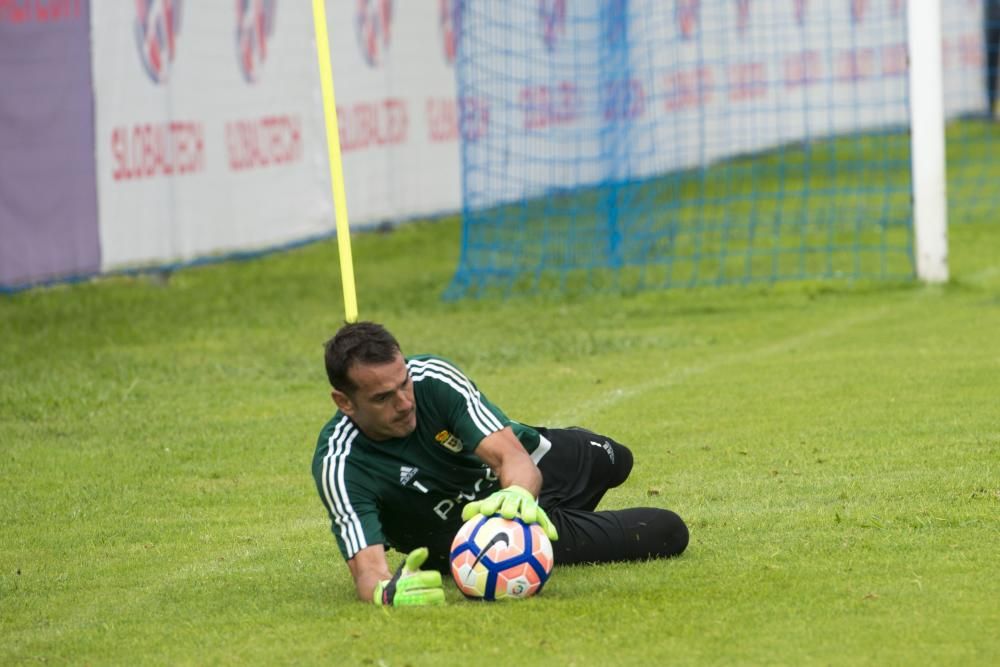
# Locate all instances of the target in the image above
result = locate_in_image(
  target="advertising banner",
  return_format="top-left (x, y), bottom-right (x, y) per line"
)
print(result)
top-left (0, 0), bottom-right (100, 288)
top-left (90, 0), bottom-right (467, 273)
top-left (1, 1), bottom-right (991, 286)
top-left (326, 0), bottom-right (464, 227)
top-left (90, 1), bottom-right (332, 270)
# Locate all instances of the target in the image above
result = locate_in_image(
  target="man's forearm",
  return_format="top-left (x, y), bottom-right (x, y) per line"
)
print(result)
top-left (476, 427), bottom-right (544, 497)
top-left (498, 454), bottom-right (542, 497)
top-left (355, 571), bottom-right (385, 602)
top-left (348, 545), bottom-right (393, 603)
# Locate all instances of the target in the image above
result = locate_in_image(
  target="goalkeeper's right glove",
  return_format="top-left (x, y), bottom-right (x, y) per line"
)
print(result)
top-left (461, 485), bottom-right (559, 541)
top-left (372, 547), bottom-right (446, 607)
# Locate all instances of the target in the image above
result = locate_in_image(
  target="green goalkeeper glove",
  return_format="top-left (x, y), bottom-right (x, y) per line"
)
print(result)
top-left (461, 485), bottom-right (559, 542)
top-left (372, 548), bottom-right (446, 607)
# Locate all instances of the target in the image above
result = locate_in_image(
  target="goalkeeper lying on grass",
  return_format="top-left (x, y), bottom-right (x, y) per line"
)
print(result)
top-left (311, 322), bottom-right (689, 606)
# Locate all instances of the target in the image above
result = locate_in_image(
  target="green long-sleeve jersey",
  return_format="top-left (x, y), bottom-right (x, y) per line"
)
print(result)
top-left (311, 354), bottom-right (548, 560)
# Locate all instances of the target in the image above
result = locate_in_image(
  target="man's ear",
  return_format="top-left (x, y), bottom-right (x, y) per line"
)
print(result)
top-left (332, 389), bottom-right (354, 416)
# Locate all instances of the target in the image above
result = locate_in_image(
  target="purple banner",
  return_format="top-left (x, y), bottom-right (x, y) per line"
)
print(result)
top-left (0, 0), bottom-right (99, 290)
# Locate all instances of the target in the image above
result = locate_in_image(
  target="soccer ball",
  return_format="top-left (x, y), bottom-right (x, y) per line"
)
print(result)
top-left (449, 515), bottom-right (554, 601)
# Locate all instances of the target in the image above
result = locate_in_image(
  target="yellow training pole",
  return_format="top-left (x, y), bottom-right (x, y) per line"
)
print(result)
top-left (311, 0), bottom-right (359, 323)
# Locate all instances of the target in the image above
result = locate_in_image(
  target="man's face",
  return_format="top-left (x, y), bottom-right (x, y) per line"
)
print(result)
top-left (332, 352), bottom-right (417, 441)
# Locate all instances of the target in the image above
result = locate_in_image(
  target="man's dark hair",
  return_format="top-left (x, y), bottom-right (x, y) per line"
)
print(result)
top-left (324, 321), bottom-right (402, 393)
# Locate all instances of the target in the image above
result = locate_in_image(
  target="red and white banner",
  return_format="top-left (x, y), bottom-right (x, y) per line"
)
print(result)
top-left (72, 1), bottom-right (998, 272)
top-left (323, 0), bottom-right (464, 232)
top-left (88, 0), bottom-right (468, 272)
top-left (92, 1), bottom-right (328, 270)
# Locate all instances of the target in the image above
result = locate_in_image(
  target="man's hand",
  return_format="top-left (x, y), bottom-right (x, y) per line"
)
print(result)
top-left (372, 548), bottom-right (446, 607)
top-left (461, 485), bottom-right (559, 541)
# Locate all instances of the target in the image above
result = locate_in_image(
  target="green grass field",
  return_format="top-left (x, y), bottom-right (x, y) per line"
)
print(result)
top-left (2, 210), bottom-right (998, 665)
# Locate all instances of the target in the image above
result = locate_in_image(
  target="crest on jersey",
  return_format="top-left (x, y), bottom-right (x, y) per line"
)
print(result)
top-left (435, 430), bottom-right (464, 453)
top-left (676, 0), bottom-right (700, 41)
top-left (235, 0), bottom-right (277, 83)
top-left (355, 0), bottom-right (393, 67)
top-left (439, 0), bottom-right (461, 65)
top-left (134, 0), bottom-right (184, 84)
top-left (538, 0), bottom-right (566, 52)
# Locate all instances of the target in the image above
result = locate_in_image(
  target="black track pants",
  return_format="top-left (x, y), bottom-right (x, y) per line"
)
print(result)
top-left (421, 426), bottom-right (688, 572)
top-left (535, 426), bottom-right (689, 565)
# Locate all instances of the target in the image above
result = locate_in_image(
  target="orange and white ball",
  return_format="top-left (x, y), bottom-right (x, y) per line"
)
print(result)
top-left (449, 515), bottom-right (554, 600)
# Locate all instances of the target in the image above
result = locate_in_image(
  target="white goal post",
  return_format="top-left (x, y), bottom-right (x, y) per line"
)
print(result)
top-left (908, 0), bottom-right (950, 283)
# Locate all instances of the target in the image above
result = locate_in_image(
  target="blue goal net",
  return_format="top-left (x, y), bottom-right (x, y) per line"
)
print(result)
top-left (944, 1), bottom-right (1000, 225)
top-left (447, 0), bottom-right (988, 298)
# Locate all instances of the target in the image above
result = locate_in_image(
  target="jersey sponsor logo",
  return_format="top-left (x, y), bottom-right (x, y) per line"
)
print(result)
top-left (435, 429), bottom-right (464, 453)
top-left (590, 440), bottom-right (615, 464)
top-left (235, 0), bottom-right (277, 83)
top-left (433, 468), bottom-right (498, 520)
top-left (134, 0), bottom-right (183, 84)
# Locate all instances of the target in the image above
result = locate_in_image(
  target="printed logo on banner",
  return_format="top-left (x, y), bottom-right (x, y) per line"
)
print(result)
top-left (850, 0), bottom-right (868, 25)
top-left (736, 0), bottom-right (751, 35)
top-left (0, 1), bottom-right (82, 23)
top-left (236, 0), bottom-right (277, 83)
top-left (676, 0), bottom-right (700, 41)
top-left (439, 0), bottom-right (461, 65)
top-left (134, 0), bottom-right (184, 84)
top-left (793, 0), bottom-right (807, 26)
top-left (538, 0), bottom-right (566, 52)
top-left (355, 0), bottom-right (393, 67)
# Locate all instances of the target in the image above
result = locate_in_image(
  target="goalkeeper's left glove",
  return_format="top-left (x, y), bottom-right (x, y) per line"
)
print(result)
top-left (372, 547), bottom-right (446, 607)
top-left (461, 485), bottom-right (559, 542)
